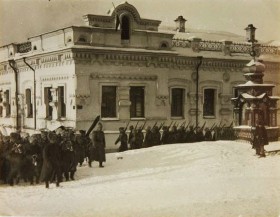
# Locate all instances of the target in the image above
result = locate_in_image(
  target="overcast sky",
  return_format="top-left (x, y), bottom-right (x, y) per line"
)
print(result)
top-left (0, 0), bottom-right (279, 46)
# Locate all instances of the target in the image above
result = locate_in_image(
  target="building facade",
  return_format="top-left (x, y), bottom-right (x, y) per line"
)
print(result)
top-left (0, 2), bottom-right (279, 147)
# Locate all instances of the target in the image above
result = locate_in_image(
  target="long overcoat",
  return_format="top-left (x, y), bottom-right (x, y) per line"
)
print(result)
top-left (254, 125), bottom-right (269, 147)
top-left (92, 131), bottom-right (106, 162)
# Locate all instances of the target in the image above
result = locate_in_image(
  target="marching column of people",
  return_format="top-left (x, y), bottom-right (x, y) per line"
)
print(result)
top-left (115, 121), bottom-right (236, 150)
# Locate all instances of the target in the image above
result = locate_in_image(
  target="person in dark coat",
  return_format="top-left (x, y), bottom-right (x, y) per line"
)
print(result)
top-left (204, 128), bottom-right (213, 141)
top-left (128, 125), bottom-right (134, 149)
top-left (27, 134), bottom-right (43, 184)
top-left (143, 126), bottom-right (153, 148)
top-left (176, 126), bottom-right (186, 143)
top-left (151, 126), bottom-right (161, 146)
top-left (254, 121), bottom-right (268, 157)
top-left (75, 132), bottom-right (86, 167)
top-left (161, 126), bottom-right (169, 145)
top-left (92, 123), bottom-right (106, 168)
top-left (60, 130), bottom-right (76, 181)
top-left (135, 128), bottom-right (144, 149)
top-left (6, 133), bottom-right (25, 186)
top-left (186, 126), bottom-right (196, 143)
top-left (168, 126), bottom-right (178, 144)
top-left (196, 127), bottom-right (205, 142)
top-left (40, 132), bottom-right (62, 188)
top-left (115, 127), bottom-right (128, 152)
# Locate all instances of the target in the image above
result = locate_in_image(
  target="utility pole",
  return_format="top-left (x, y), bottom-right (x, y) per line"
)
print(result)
top-left (8, 59), bottom-right (19, 131)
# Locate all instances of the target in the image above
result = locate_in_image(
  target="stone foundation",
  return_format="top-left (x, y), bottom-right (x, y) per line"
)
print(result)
top-left (234, 126), bottom-right (279, 142)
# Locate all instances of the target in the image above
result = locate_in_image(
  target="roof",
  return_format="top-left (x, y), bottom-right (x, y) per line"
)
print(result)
top-left (240, 93), bottom-right (279, 101)
top-left (237, 81), bottom-right (275, 87)
top-left (160, 27), bottom-right (247, 42)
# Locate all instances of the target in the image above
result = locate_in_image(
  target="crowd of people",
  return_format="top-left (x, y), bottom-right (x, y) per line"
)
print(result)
top-left (0, 123), bottom-right (105, 188)
top-left (0, 121), bottom-right (235, 188)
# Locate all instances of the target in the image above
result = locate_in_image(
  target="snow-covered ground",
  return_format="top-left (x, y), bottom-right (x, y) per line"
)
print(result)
top-left (1, 140), bottom-right (280, 217)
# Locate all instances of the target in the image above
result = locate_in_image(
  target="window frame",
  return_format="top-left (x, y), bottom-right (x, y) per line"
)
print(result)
top-left (57, 85), bottom-right (66, 119)
top-left (120, 14), bottom-right (131, 43)
top-left (170, 87), bottom-right (185, 118)
top-left (44, 86), bottom-right (53, 120)
top-left (101, 85), bottom-right (118, 119)
top-left (130, 86), bottom-right (145, 119)
top-left (25, 88), bottom-right (33, 118)
top-left (203, 88), bottom-right (216, 118)
top-left (4, 89), bottom-right (11, 117)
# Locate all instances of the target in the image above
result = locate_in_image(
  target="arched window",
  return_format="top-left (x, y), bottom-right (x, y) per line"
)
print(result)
top-left (121, 16), bottom-right (130, 40)
top-left (160, 42), bottom-right (168, 49)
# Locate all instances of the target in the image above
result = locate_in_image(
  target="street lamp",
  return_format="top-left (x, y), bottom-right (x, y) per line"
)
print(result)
top-left (245, 24), bottom-right (258, 59)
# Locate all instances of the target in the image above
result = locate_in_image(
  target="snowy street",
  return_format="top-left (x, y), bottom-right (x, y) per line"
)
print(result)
top-left (1, 140), bottom-right (280, 217)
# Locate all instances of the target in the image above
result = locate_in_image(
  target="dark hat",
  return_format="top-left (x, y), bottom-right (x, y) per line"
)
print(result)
top-left (10, 132), bottom-right (21, 141)
top-left (47, 131), bottom-right (57, 142)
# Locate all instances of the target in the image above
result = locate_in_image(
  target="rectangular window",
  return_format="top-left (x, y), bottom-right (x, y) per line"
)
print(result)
top-left (203, 89), bottom-right (215, 117)
top-left (4, 90), bottom-right (10, 117)
top-left (44, 87), bottom-right (52, 119)
top-left (101, 86), bottom-right (117, 118)
top-left (25, 88), bottom-right (33, 118)
top-left (58, 86), bottom-right (66, 118)
top-left (130, 86), bottom-right (145, 118)
top-left (171, 88), bottom-right (184, 117)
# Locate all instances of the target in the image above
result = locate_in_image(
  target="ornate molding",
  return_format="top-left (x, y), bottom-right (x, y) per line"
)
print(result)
top-left (223, 72), bottom-right (230, 82)
top-left (199, 80), bottom-right (223, 90)
top-left (219, 94), bottom-right (233, 105)
top-left (75, 94), bottom-right (90, 106)
top-left (156, 95), bottom-right (168, 106)
top-left (90, 73), bottom-right (157, 81)
top-left (0, 82), bottom-right (11, 86)
top-left (41, 75), bottom-right (69, 82)
top-left (168, 78), bottom-right (191, 86)
top-left (77, 52), bottom-right (249, 71)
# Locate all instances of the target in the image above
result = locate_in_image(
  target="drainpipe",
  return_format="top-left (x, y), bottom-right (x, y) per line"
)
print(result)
top-left (8, 59), bottom-right (19, 131)
top-left (195, 56), bottom-right (203, 129)
top-left (23, 57), bottom-right (37, 130)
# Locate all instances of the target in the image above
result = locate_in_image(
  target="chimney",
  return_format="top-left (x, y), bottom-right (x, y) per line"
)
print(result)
top-left (174, 15), bottom-right (187, 32)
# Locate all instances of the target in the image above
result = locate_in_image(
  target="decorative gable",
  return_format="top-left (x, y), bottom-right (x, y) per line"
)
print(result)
top-left (83, 1), bottom-right (161, 31)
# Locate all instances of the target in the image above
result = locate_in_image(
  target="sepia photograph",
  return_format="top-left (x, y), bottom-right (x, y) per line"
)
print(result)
top-left (0, 0), bottom-right (280, 216)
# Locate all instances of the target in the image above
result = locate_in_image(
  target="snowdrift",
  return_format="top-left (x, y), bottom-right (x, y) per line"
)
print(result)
top-left (1, 140), bottom-right (280, 217)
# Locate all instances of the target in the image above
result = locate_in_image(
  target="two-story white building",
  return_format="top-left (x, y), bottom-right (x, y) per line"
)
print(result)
top-left (0, 2), bottom-right (279, 147)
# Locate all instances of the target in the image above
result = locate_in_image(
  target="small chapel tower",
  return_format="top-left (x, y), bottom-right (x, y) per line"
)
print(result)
top-left (231, 25), bottom-right (279, 141)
